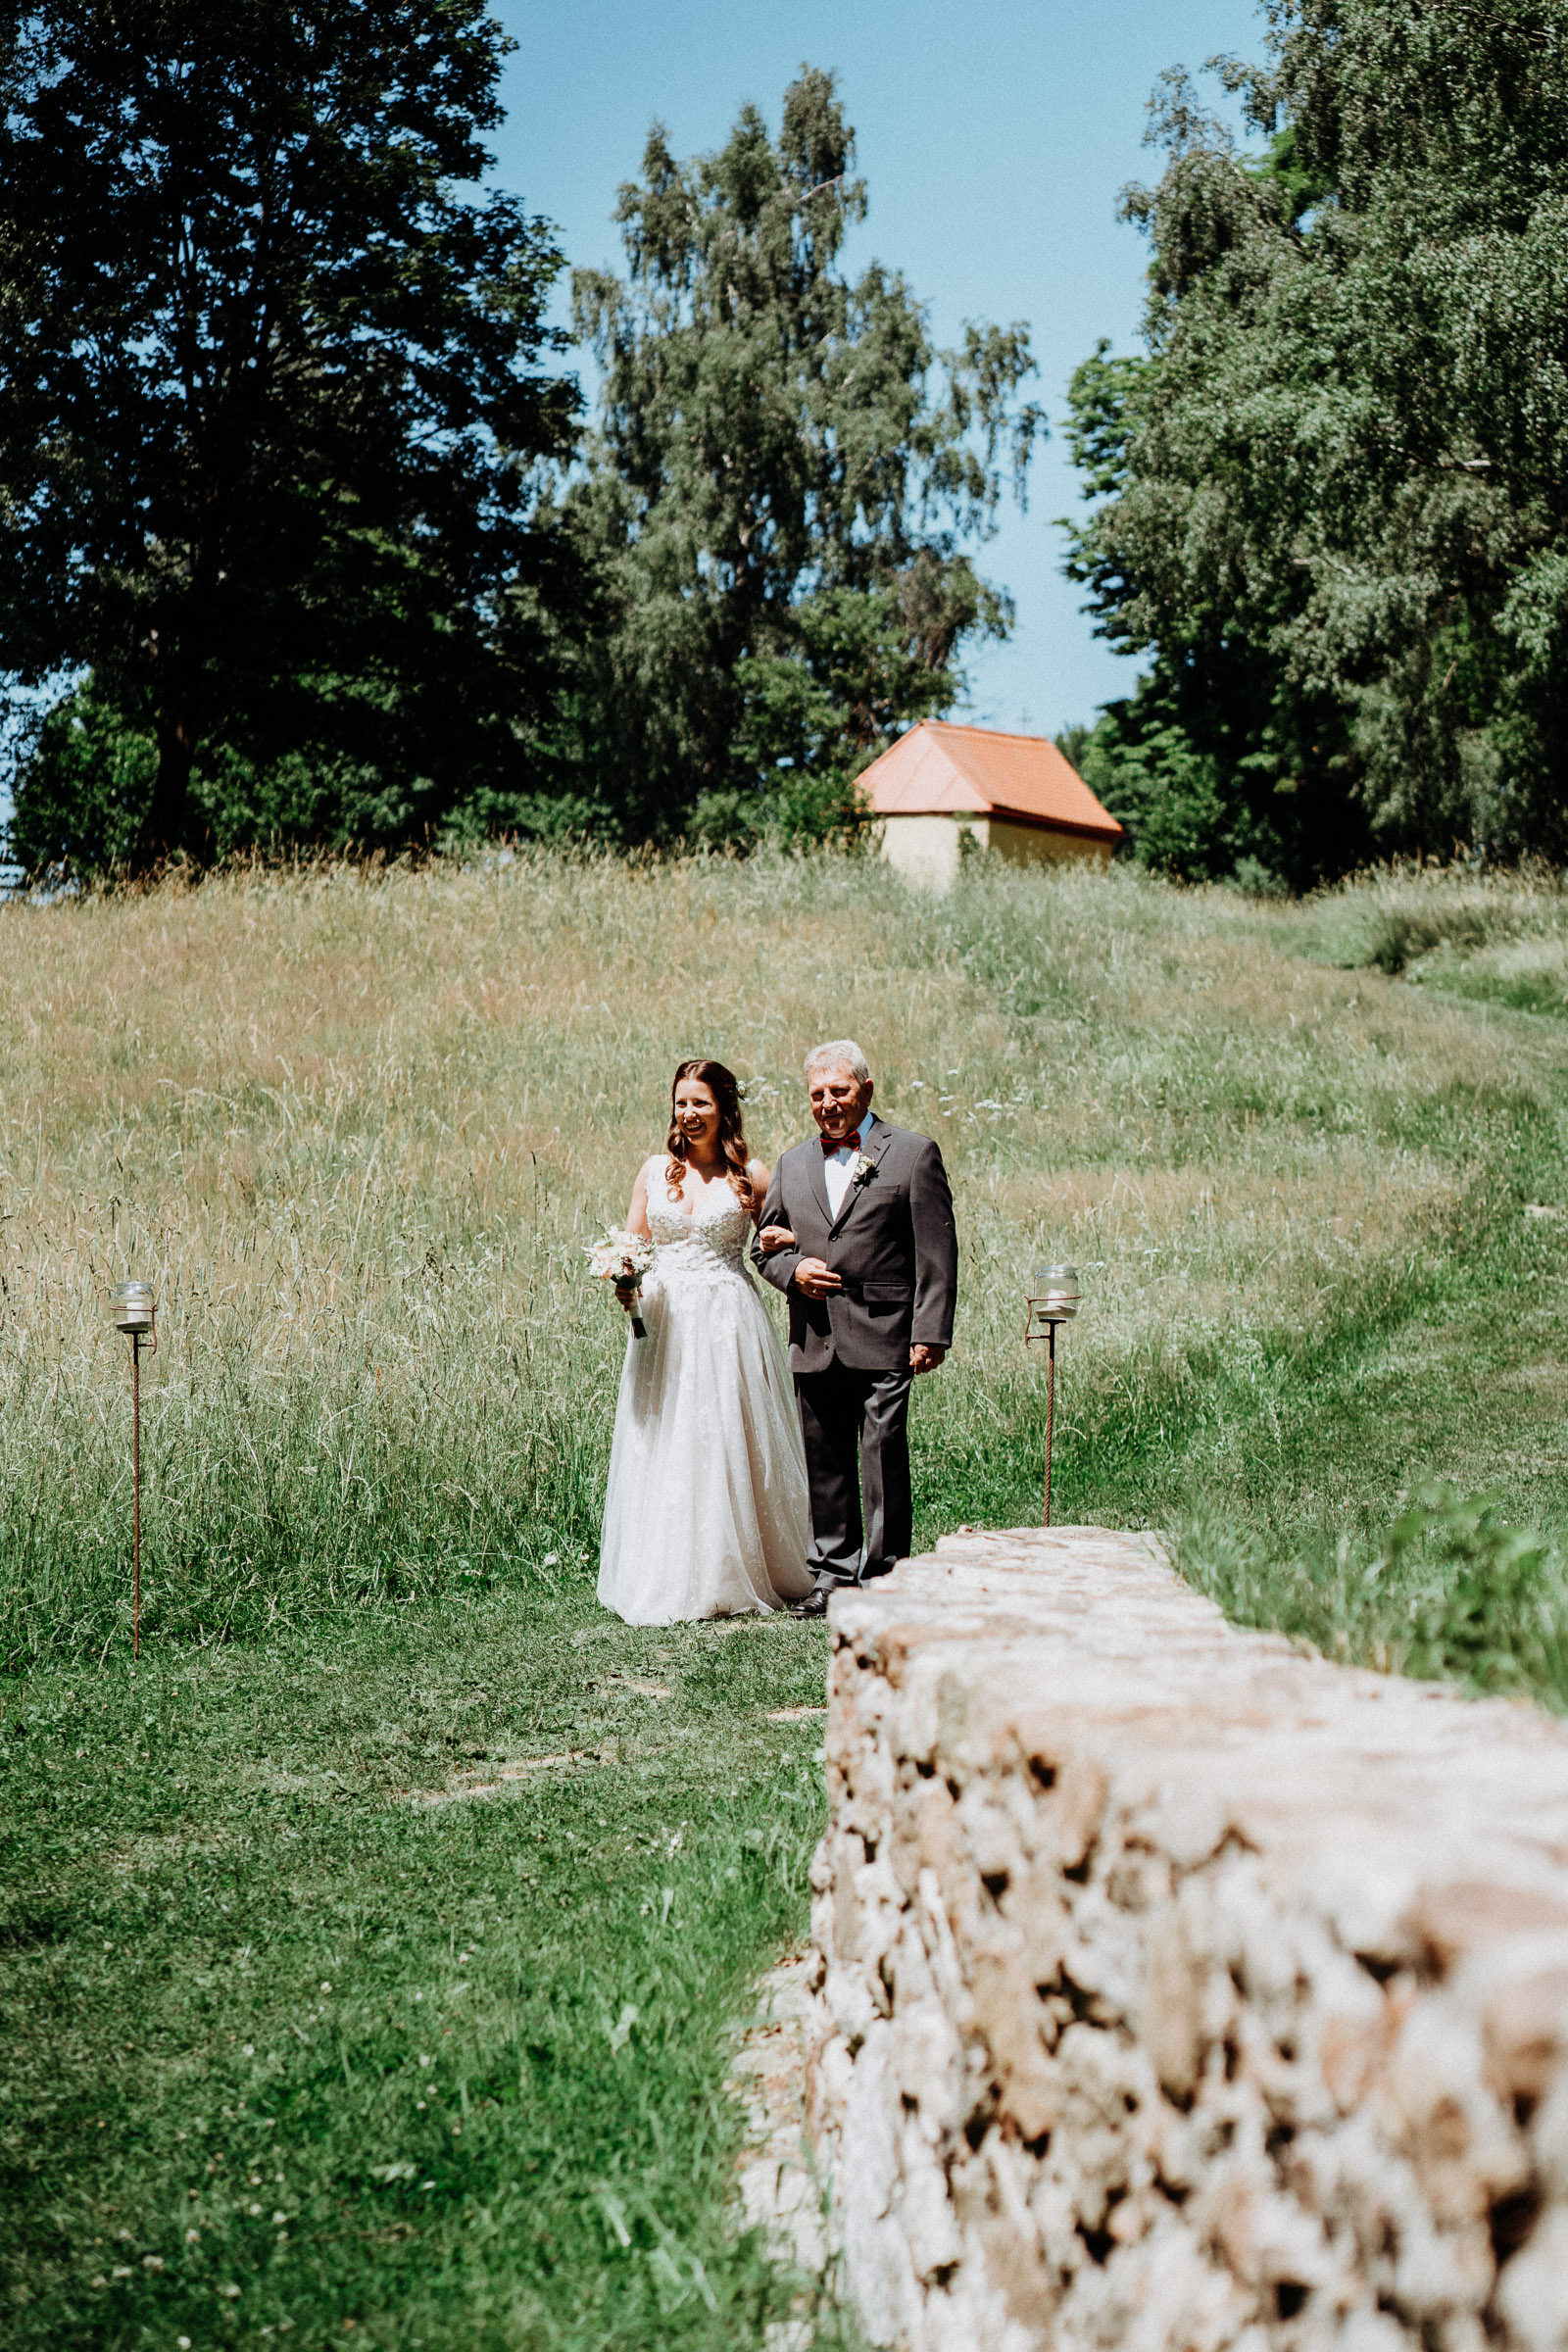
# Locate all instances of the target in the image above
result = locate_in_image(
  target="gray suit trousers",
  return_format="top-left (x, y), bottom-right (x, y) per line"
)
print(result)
top-left (795, 1361), bottom-right (913, 1589)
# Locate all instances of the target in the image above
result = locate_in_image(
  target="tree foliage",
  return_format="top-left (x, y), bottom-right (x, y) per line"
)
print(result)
top-left (562, 69), bottom-right (1045, 840)
top-left (1064, 0), bottom-right (1568, 882)
top-left (0, 0), bottom-right (578, 876)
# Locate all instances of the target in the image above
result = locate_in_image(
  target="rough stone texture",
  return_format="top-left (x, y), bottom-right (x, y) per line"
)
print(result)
top-left (735, 1951), bottom-right (832, 2283)
top-left (805, 1528), bottom-right (1568, 2352)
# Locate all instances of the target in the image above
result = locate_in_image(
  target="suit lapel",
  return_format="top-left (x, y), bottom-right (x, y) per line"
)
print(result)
top-left (801, 1134), bottom-right (832, 1229)
top-left (827, 1121), bottom-right (895, 1238)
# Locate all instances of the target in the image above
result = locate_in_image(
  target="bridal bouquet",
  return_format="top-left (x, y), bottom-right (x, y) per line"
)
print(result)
top-left (586, 1228), bottom-right (657, 1339)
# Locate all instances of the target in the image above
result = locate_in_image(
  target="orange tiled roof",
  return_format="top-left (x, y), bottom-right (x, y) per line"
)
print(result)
top-left (859, 720), bottom-right (1123, 845)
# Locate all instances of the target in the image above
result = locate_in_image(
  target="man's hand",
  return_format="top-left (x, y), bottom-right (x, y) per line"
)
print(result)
top-left (792, 1256), bottom-right (843, 1300)
top-left (909, 1344), bottom-right (947, 1375)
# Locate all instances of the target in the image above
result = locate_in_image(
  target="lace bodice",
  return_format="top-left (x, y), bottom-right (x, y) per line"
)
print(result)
top-left (647, 1172), bottom-right (753, 1278)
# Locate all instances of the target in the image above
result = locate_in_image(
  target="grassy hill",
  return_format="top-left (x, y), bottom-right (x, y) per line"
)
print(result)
top-left (4, 849), bottom-right (1568, 2348)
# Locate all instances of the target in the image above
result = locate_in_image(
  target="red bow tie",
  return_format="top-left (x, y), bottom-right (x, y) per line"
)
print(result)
top-left (822, 1129), bottom-right (862, 1154)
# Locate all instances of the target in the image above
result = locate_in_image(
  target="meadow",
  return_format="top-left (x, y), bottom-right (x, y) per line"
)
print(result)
top-left (5, 847), bottom-right (1568, 2349)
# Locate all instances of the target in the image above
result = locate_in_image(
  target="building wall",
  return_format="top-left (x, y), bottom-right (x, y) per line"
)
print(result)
top-left (876, 814), bottom-right (970, 890)
top-left (877, 813), bottom-right (1113, 891)
top-left (984, 815), bottom-right (1114, 870)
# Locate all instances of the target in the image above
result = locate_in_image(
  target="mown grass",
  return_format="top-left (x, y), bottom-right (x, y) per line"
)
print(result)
top-left (6, 847), bottom-right (1568, 2346)
top-left (2, 1598), bottom-right (847, 2352)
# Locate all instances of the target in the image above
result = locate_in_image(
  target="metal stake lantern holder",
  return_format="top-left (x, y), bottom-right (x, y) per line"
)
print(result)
top-left (1023, 1263), bottom-right (1080, 1529)
top-left (107, 1282), bottom-right (157, 1655)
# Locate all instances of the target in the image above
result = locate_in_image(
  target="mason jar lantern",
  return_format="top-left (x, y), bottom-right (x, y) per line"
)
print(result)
top-left (109, 1280), bottom-right (156, 1335)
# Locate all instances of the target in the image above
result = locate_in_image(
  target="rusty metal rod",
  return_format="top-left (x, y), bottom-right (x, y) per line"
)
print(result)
top-left (131, 1330), bottom-right (141, 1658)
top-left (1043, 1320), bottom-right (1056, 1529)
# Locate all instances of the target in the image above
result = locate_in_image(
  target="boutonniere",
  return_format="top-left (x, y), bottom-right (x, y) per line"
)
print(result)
top-left (848, 1150), bottom-right (877, 1190)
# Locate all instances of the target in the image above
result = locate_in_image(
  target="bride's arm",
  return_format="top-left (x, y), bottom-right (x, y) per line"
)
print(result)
top-left (749, 1158), bottom-right (795, 1253)
top-left (625, 1157), bottom-right (655, 1241)
top-left (750, 1159), bottom-right (801, 1291)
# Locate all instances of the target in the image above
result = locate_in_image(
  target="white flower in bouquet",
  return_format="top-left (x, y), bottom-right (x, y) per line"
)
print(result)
top-left (585, 1228), bottom-right (658, 1338)
top-left (586, 1230), bottom-right (656, 1283)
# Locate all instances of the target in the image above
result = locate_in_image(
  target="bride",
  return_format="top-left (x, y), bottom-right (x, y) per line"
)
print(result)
top-left (597, 1058), bottom-right (815, 1625)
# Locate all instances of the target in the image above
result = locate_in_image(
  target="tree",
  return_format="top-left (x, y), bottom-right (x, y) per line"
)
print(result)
top-left (1063, 1), bottom-right (1568, 879)
top-left (0, 0), bottom-right (578, 875)
top-left (563, 68), bottom-right (1044, 840)
top-left (1059, 329), bottom-right (1366, 887)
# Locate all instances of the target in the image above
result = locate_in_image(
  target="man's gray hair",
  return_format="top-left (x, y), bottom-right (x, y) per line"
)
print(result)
top-left (805, 1039), bottom-right (870, 1085)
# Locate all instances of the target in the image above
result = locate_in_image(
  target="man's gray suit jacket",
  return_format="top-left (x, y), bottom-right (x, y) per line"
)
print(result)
top-left (751, 1123), bottom-right (957, 1373)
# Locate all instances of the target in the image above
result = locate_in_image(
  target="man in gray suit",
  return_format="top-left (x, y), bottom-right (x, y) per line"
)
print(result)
top-left (752, 1040), bottom-right (957, 1615)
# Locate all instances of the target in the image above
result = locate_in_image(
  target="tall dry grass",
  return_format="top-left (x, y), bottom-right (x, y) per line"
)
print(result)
top-left (2, 848), bottom-right (1560, 1662)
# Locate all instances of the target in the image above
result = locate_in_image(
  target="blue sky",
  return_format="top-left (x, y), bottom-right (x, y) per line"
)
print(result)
top-left (492, 0), bottom-right (1267, 737)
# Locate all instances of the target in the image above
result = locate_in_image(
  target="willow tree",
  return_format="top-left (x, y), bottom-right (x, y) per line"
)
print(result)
top-left (564, 68), bottom-right (1044, 841)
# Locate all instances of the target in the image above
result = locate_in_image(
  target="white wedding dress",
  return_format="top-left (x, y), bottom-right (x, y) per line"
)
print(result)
top-left (598, 1178), bottom-right (814, 1624)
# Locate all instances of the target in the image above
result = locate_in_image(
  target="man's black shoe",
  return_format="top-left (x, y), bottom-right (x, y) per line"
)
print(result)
top-left (788, 1589), bottom-right (830, 1617)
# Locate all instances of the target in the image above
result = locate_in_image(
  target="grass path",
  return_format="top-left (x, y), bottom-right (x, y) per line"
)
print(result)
top-left (2, 1598), bottom-right (842, 2351)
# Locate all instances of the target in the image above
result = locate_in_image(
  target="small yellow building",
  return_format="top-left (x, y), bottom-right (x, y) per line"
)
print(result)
top-left (860, 719), bottom-right (1123, 890)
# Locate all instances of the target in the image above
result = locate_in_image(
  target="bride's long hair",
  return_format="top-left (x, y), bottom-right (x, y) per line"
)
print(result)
top-left (665, 1059), bottom-right (754, 1205)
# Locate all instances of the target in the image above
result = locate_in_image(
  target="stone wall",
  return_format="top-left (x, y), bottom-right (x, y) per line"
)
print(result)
top-left (805, 1528), bottom-right (1568, 2352)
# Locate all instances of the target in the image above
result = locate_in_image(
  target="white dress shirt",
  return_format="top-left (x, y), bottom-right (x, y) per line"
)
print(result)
top-left (820, 1112), bottom-right (882, 1220)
